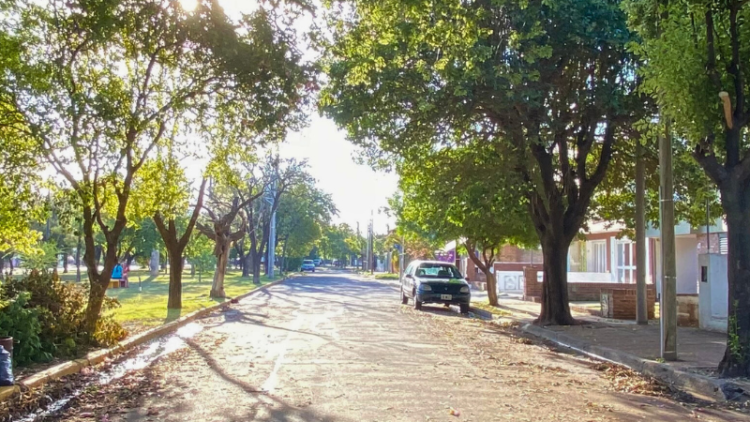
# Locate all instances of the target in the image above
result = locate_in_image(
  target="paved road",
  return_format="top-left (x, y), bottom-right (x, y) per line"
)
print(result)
top-left (51, 271), bottom-right (744, 421)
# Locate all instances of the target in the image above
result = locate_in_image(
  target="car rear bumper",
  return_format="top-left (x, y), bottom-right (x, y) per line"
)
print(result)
top-left (416, 292), bottom-right (470, 305)
top-left (301, 267), bottom-right (315, 271)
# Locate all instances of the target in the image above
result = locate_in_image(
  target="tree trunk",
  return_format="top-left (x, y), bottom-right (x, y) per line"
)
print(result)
top-left (280, 238), bottom-right (288, 274)
top-left (167, 244), bottom-right (183, 309)
top-left (253, 255), bottom-right (262, 285)
top-left (0, 256), bottom-right (4, 276)
top-left (82, 214), bottom-right (120, 337)
top-left (8, 256), bottom-right (13, 275)
top-left (76, 235), bottom-right (82, 282)
top-left (63, 253), bottom-right (69, 273)
top-left (191, 262), bottom-right (196, 277)
top-left (242, 253), bottom-right (252, 277)
top-left (211, 242), bottom-right (229, 298)
top-left (538, 235), bottom-right (575, 325)
top-left (718, 182), bottom-right (750, 377)
top-left (150, 250), bottom-right (160, 277)
top-left (483, 269), bottom-right (499, 307)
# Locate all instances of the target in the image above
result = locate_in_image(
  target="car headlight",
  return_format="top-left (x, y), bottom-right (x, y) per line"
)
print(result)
top-left (460, 286), bottom-right (469, 293)
top-left (420, 284), bottom-right (432, 291)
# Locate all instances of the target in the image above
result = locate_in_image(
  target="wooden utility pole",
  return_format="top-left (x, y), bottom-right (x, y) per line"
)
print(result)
top-left (659, 122), bottom-right (677, 361)
top-left (635, 141), bottom-right (648, 325)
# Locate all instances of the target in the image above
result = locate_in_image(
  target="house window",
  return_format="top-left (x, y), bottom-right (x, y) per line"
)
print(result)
top-left (586, 240), bottom-right (607, 273)
top-left (568, 241), bottom-right (583, 272)
top-left (615, 239), bottom-right (636, 283)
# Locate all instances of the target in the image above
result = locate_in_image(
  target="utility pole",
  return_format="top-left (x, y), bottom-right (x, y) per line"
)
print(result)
top-left (265, 162), bottom-right (278, 279)
top-left (399, 234), bottom-right (405, 280)
top-left (369, 211), bottom-right (374, 274)
top-left (635, 140), bottom-right (648, 325)
top-left (357, 222), bottom-right (363, 270)
top-left (659, 121), bottom-right (677, 361)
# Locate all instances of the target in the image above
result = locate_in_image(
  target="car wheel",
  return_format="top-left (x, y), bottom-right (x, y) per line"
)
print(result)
top-left (401, 289), bottom-right (408, 305)
top-left (459, 303), bottom-right (469, 314)
top-left (413, 295), bottom-right (422, 311)
top-left (312, 269), bottom-right (315, 272)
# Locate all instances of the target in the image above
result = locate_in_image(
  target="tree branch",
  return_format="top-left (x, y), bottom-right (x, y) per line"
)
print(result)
top-left (178, 179), bottom-right (208, 249)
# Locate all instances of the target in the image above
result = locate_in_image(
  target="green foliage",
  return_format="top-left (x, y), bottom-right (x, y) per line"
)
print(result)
top-left (728, 300), bottom-right (743, 361)
top-left (398, 140), bottom-right (538, 259)
top-left (374, 273), bottom-right (399, 280)
top-left (0, 292), bottom-right (47, 366)
top-left (623, 0), bottom-right (750, 152)
top-left (595, 134), bottom-right (723, 230)
top-left (0, 272), bottom-right (127, 366)
top-left (276, 179), bottom-right (337, 263)
top-left (20, 241), bottom-right (59, 271)
top-left (285, 257), bottom-right (303, 272)
top-left (186, 233), bottom-right (216, 274)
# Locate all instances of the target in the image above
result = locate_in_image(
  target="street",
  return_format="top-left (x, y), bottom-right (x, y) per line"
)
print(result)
top-left (46, 271), bottom-right (743, 421)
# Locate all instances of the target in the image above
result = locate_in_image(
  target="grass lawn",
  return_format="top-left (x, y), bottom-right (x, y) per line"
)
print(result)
top-left (59, 270), bottom-right (282, 330)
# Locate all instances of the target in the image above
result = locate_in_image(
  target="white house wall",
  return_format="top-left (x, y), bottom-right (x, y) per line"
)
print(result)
top-left (675, 236), bottom-right (699, 294)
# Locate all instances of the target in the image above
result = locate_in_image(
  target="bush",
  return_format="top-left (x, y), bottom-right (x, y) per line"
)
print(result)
top-left (285, 257), bottom-right (303, 272)
top-left (0, 292), bottom-right (48, 366)
top-left (374, 273), bottom-right (400, 280)
top-left (0, 272), bottom-right (127, 366)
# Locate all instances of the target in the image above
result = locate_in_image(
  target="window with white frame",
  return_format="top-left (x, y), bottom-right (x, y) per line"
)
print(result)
top-left (586, 240), bottom-right (607, 273)
top-left (615, 239), bottom-right (636, 283)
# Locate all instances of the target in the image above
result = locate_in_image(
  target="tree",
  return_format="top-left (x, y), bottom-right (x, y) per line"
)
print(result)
top-left (625, 0), bottom-right (750, 377)
top-left (197, 182), bottom-right (261, 298)
top-left (322, 0), bottom-right (643, 324)
top-left (398, 141), bottom-right (537, 306)
top-left (133, 156), bottom-right (206, 309)
top-left (384, 194), bottom-right (442, 261)
top-left (242, 158), bottom-right (310, 283)
top-left (276, 179), bottom-right (337, 272)
top-left (0, 0), bottom-right (263, 333)
top-left (593, 126), bottom-right (722, 232)
top-left (319, 223), bottom-right (358, 267)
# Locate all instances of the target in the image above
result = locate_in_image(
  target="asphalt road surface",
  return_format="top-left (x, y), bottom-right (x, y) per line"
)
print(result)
top-left (46, 270), bottom-right (746, 422)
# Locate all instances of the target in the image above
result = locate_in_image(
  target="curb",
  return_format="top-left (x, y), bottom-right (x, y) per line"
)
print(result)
top-left (513, 321), bottom-right (747, 402)
top-left (0, 274), bottom-right (293, 403)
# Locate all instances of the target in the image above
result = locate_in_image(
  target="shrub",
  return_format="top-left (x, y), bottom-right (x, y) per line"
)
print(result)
top-left (285, 257), bottom-right (303, 272)
top-left (374, 273), bottom-right (399, 280)
top-left (0, 292), bottom-right (49, 366)
top-left (0, 272), bottom-right (127, 366)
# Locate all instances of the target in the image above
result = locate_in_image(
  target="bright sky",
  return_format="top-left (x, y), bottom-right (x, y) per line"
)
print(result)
top-left (281, 117), bottom-right (398, 234)
top-left (186, 0), bottom-right (399, 233)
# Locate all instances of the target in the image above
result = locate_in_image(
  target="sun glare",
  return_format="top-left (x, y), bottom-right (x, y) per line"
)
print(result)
top-left (178, 0), bottom-right (197, 11)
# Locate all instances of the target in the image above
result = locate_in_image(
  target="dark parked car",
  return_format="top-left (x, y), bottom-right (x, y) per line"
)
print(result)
top-left (400, 260), bottom-right (471, 314)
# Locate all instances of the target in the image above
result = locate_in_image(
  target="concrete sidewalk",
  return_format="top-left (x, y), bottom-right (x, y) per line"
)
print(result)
top-left (471, 295), bottom-right (750, 401)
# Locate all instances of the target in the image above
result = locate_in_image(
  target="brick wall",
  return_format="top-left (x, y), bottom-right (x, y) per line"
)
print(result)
top-left (523, 267), bottom-right (657, 318)
top-left (523, 266), bottom-right (543, 300)
top-left (602, 288), bottom-right (657, 319)
top-left (696, 233), bottom-right (722, 255)
top-left (498, 245), bottom-right (543, 264)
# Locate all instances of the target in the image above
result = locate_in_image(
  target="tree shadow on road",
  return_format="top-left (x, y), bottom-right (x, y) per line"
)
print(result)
top-left (183, 337), bottom-right (340, 422)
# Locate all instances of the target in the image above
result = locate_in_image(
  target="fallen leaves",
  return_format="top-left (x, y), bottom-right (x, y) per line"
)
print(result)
top-left (597, 363), bottom-right (670, 397)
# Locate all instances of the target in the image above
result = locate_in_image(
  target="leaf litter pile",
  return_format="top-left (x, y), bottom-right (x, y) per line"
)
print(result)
top-left (594, 363), bottom-right (670, 396)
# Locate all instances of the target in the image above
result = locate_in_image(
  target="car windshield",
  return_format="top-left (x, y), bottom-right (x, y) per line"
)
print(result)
top-left (303, 260), bottom-right (313, 264)
top-left (414, 263), bottom-right (461, 279)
